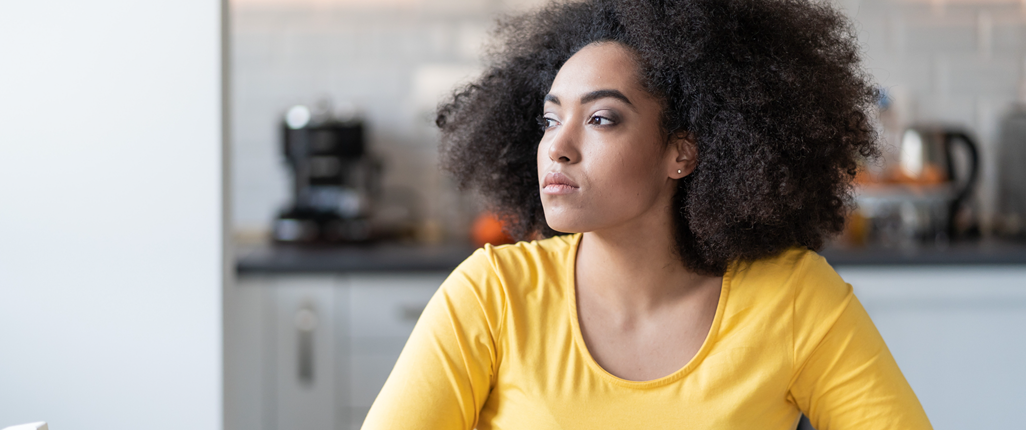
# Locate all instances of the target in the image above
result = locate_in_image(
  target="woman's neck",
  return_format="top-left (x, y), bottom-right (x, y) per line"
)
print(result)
top-left (575, 218), bottom-right (719, 316)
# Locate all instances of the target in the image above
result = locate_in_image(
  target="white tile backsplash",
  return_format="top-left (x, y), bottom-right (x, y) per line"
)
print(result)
top-left (947, 55), bottom-right (1021, 96)
top-left (905, 13), bottom-right (978, 54)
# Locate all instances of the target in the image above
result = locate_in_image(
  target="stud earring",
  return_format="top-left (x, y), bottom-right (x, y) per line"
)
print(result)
top-left (677, 169), bottom-right (682, 174)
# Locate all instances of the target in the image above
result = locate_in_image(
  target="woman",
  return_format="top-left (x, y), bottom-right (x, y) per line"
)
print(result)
top-left (364, 0), bottom-right (932, 428)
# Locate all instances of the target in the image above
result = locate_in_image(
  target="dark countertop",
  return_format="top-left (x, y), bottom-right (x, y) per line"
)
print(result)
top-left (236, 241), bottom-right (478, 274)
top-left (237, 238), bottom-right (1026, 274)
top-left (820, 240), bottom-right (1026, 266)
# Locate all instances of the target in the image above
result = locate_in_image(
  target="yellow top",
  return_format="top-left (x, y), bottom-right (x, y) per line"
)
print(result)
top-left (362, 234), bottom-right (932, 430)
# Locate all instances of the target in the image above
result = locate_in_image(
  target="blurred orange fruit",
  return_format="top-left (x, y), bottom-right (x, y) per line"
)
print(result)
top-left (471, 212), bottom-right (515, 248)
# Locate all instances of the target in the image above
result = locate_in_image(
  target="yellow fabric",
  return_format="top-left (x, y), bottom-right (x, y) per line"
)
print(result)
top-left (362, 233), bottom-right (932, 430)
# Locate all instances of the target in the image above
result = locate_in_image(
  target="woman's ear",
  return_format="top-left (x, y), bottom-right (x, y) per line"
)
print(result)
top-left (670, 131), bottom-right (698, 179)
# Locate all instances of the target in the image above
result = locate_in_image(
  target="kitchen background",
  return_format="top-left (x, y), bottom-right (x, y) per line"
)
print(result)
top-left (230, 0), bottom-right (1026, 241)
top-left (5, 1), bottom-right (1022, 429)
top-left (225, 1), bottom-right (1026, 430)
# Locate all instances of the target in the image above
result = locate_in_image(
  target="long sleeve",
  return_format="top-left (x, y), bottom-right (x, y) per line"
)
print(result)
top-left (362, 248), bottom-right (505, 430)
top-left (787, 255), bottom-right (933, 430)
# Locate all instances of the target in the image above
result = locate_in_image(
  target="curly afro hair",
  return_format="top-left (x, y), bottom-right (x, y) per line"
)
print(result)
top-left (435, 0), bottom-right (878, 276)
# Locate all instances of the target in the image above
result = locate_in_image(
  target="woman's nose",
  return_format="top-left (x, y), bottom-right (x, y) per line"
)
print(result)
top-left (547, 122), bottom-right (581, 164)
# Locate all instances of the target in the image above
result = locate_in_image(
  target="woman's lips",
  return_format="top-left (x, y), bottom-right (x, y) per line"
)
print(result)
top-left (542, 172), bottom-right (579, 195)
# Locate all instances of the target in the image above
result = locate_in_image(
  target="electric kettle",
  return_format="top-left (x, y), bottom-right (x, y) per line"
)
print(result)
top-left (853, 124), bottom-right (979, 246)
top-left (898, 125), bottom-right (979, 236)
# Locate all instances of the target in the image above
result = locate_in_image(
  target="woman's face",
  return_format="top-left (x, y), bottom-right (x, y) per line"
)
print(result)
top-left (538, 41), bottom-right (692, 234)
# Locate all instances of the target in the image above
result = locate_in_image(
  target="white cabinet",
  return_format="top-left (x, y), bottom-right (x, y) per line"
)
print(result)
top-left (837, 266), bottom-right (1026, 430)
top-left (228, 272), bottom-right (448, 430)
top-left (345, 274), bottom-right (448, 425)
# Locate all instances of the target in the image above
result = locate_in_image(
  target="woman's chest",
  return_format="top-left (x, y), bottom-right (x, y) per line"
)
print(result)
top-left (486, 299), bottom-right (798, 429)
top-left (574, 285), bottom-right (721, 381)
top-left (478, 358), bottom-right (800, 430)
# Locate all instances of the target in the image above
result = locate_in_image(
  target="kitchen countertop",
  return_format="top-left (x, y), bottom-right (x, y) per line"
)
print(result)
top-left (820, 240), bottom-right (1026, 266)
top-left (236, 241), bottom-right (477, 274)
top-left (236, 238), bottom-right (1026, 274)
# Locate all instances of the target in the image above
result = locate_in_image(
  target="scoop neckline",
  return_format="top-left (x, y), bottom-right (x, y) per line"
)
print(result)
top-left (564, 232), bottom-right (732, 389)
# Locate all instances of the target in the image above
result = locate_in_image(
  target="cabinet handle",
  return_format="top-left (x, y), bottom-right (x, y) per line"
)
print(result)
top-left (295, 307), bottom-right (318, 385)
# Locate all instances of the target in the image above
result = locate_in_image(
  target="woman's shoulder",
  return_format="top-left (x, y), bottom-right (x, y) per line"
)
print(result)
top-left (448, 234), bottom-right (576, 292)
top-left (732, 247), bottom-right (852, 307)
top-left (467, 234), bottom-right (576, 274)
top-left (728, 248), bottom-right (857, 355)
top-left (487, 233), bottom-right (577, 257)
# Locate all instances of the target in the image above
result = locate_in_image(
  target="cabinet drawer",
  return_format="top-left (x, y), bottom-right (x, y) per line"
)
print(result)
top-left (347, 273), bottom-right (447, 338)
top-left (269, 277), bottom-right (338, 430)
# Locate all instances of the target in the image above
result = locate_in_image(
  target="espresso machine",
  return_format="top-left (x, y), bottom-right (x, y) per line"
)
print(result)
top-left (273, 104), bottom-right (382, 243)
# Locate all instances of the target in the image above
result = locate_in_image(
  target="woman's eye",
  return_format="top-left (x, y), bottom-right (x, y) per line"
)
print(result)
top-left (537, 115), bottom-right (558, 130)
top-left (588, 115), bottom-right (615, 126)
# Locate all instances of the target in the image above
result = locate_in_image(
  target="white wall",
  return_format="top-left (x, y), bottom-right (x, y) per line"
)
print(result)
top-left (0, 1), bottom-right (224, 429)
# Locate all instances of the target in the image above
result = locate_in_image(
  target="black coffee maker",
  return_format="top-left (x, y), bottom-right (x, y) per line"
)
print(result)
top-left (273, 104), bottom-right (382, 243)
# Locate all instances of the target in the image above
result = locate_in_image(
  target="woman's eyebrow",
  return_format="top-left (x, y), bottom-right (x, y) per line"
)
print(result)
top-left (581, 89), bottom-right (634, 109)
top-left (543, 90), bottom-right (636, 111)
